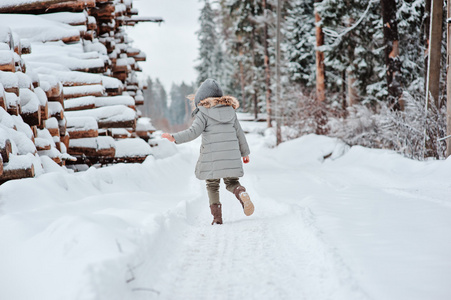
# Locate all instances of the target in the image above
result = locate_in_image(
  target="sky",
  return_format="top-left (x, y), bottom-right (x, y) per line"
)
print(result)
top-left (126, 0), bottom-right (203, 93)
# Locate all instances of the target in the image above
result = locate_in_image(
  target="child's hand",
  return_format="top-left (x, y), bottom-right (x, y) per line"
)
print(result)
top-left (243, 156), bottom-right (250, 164)
top-left (162, 133), bottom-right (175, 142)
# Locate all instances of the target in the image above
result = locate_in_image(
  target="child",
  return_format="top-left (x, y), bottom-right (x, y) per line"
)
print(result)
top-left (162, 78), bottom-right (254, 225)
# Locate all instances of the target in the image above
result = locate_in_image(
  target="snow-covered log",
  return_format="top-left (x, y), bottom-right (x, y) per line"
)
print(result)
top-left (68, 136), bottom-right (115, 157)
top-left (66, 116), bottom-right (98, 139)
top-left (63, 85), bottom-right (105, 99)
top-left (0, 154), bottom-right (35, 183)
top-left (0, 138), bottom-right (12, 163)
top-left (0, 0), bottom-right (72, 14)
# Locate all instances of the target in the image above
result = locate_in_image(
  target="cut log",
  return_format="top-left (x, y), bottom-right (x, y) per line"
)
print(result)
top-left (0, 139), bottom-right (12, 163)
top-left (99, 119), bottom-right (136, 129)
top-left (0, 84), bottom-right (6, 110)
top-left (0, 0), bottom-right (72, 14)
top-left (123, 16), bottom-right (164, 24)
top-left (64, 96), bottom-right (96, 111)
top-left (63, 85), bottom-right (105, 99)
top-left (21, 110), bottom-right (41, 126)
top-left (68, 136), bottom-right (115, 157)
top-left (0, 50), bottom-right (15, 72)
top-left (35, 137), bottom-right (52, 151)
top-left (89, 3), bottom-right (116, 19)
top-left (0, 163), bottom-right (35, 183)
top-left (67, 129), bottom-right (98, 139)
top-left (60, 133), bottom-right (70, 149)
top-left (48, 102), bottom-right (64, 120)
top-left (40, 102), bottom-right (49, 121)
top-left (5, 92), bottom-right (21, 115)
top-left (59, 118), bottom-right (67, 136)
top-left (47, 0), bottom-right (96, 13)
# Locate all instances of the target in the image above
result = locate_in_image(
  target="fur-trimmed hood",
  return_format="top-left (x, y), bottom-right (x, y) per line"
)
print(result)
top-left (190, 95), bottom-right (240, 119)
top-left (198, 95), bottom-right (240, 109)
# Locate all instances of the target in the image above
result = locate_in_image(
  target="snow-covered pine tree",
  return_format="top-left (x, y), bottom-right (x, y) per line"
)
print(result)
top-left (396, 0), bottom-right (426, 95)
top-left (143, 77), bottom-right (169, 129)
top-left (168, 82), bottom-right (195, 126)
top-left (316, 0), bottom-right (384, 105)
top-left (282, 0), bottom-right (316, 88)
top-left (196, 0), bottom-right (224, 85)
top-left (220, 0), bottom-right (272, 117)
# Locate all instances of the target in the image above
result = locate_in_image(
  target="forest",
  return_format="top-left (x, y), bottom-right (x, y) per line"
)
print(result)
top-left (145, 0), bottom-right (450, 160)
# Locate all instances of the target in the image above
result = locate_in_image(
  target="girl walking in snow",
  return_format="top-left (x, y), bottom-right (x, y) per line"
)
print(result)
top-left (162, 78), bottom-right (254, 225)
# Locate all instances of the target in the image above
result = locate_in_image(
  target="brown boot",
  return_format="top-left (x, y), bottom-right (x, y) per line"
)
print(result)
top-left (210, 204), bottom-right (223, 225)
top-left (233, 186), bottom-right (254, 216)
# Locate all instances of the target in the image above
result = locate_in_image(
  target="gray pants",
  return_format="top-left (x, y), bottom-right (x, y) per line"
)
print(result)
top-left (206, 177), bottom-right (241, 205)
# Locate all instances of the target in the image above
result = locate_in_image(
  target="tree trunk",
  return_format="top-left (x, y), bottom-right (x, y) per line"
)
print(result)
top-left (426, 0), bottom-right (443, 109)
top-left (447, 1), bottom-right (451, 157)
top-left (275, 0), bottom-right (282, 145)
top-left (237, 36), bottom-right (246, 110)
top-left (314, 0), bottom-right (326, 102)
top-left (425, 0), bottom-right (443, 158)
top-left (381, 0), bottom-right (403, 110)
top-left (262, 0), bottom-right (272, 128)
top-left (424, 0), bottom-right (432, 91)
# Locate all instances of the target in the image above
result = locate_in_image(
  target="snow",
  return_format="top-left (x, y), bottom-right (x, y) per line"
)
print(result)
top-left (35, 67), bottom-right (103, 86)
top-left (66, 116), bottom-right (98, 131)
top-left (0, 14), bottom-right (80, 43)
top-left (45, 117), bottom-right (58, 129)
top-left (47, 102), bottom-right (63, 116)
top-left (5, 92), bottom-right (19, 109)
top-left (0, 125), bottom-right (450, 300)
top-left (64, 96), bottom-right (96, 110)
top-left (136, 117), bottom-right (155, 131)
top-left (19, 88), bottom-right (40, 113)
top-left (114, 138), bottom-right (152, 158)
top-left (24, 42), bottom-right (105, 72)
top-left (95, 95), bottom-right (135, 107)
top-left (0, 70), bottom-right (18, 88)
top-left (63, 85), bottom-right (105, 98)
top-left (69, 136), bottom-right (115, 150)
top-left (65, 105), bottom-right (137, 123)
top-left (39, 12), bottom-right (88, 26)
top-left (0, 49), bottom-right (13, 64)
top-left (101, 75), bottom-right (123, 89)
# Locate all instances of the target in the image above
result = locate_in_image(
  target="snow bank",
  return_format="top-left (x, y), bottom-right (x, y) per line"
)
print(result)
top-left (1, 131), bottom-right (450, 300)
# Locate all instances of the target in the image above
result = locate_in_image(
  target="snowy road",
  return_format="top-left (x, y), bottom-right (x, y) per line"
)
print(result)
top-left (1, 128), bottom-right (451, 300)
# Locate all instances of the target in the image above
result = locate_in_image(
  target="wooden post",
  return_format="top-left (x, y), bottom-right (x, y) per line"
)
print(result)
top-left (426, 0), bottom-right (443, 109)
top-left (447, 2), bottom-right (451, 157)
top-left (314, 0), bottom-right (326, 103)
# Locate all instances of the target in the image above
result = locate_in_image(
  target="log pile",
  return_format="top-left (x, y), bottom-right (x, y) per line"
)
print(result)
top-left (0, 0), bottom-right (162, 184)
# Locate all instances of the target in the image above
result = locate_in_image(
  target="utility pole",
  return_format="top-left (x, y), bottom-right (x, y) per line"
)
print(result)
top-left (275, 0), bottom-right (282, 145)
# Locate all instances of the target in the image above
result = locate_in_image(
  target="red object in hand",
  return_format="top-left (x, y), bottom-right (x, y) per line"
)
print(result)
top-left (162, 133), bottom-right (175, 142)
top-left (243, 156), bottom-right (250, 164)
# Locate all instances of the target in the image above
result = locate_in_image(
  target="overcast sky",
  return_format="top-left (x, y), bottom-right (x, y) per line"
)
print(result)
top-left (126, 0), bottom-right (203, 92)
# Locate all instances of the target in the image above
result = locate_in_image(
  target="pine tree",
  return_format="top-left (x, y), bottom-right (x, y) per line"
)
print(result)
top-left (282, 0), bottom-right (316, 88)
top-left (195, 0), bottom-right (224, 85)
top-left (316, 0), bottom-right (384, 104)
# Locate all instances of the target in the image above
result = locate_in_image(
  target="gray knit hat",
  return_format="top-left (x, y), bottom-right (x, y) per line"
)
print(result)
top-left (194, 78), bottom-right (223, 106)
